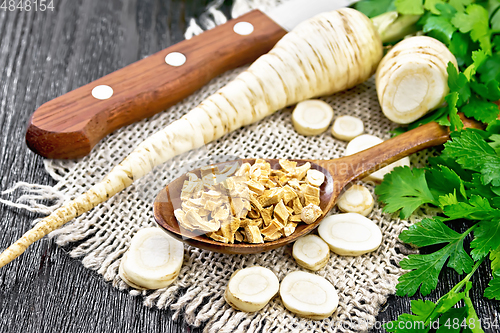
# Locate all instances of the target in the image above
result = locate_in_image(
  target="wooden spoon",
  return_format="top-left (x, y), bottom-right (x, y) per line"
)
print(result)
top-left (154, 116), bottom-right (482, 254)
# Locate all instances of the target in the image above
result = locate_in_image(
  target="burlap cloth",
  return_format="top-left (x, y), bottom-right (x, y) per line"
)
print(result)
top-left (1, 0), bottom-right (429, 332)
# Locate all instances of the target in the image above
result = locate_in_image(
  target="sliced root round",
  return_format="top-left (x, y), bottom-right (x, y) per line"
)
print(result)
top-left (280, 271), bottom-right (338, 319)
top-left (119, 227), bottom-right (184, 290)
top-left (331, 115), bottom-right (364, 141)
top-left (292, 234), bottom-right (330, 271)
top-left (301, 204), bottom-right (323, 224)
top-left (292, 100), bottom-right (334, 136)
top-left (224, 266), bottom-right (279, 312)
top-left (337, 184), bottom-right (374, 216)
top-left (344, 134), bottom-right (410, 182)
top-left (376, 36), bottom-right (458, 124)
top-left (306, 169), bottom-right (325, 187)
top-left (318, 213), bottom-right (382, 256)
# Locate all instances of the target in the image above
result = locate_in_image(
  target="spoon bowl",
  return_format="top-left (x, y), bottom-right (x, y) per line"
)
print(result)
top-left (154, 115), bottom-right (481, 254)
top-left (154, 159), bottom-right (334, 254)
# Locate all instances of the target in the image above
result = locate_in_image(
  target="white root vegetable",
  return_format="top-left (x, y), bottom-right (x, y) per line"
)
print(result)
top-left (292, 100), bottom-right (334, 136)
top-left (279, 271), bottom-right (338, 319)
top-left (331, 115), bottom-right (364, 141)
top-left (292, 234), bottom-right (330, 271)
top-left (300, 204), bottom-right (323, 224)
top-left (344, 134), bottom-right (410, 182)
top-left (318, 213), bottom-right (382, 256)
top-left (376, 36), bottom-right (458, 124)
top-left (224, 266), bottom-right (279, 312)
top-left (336, 184), bottom-right (374, 216)
top-left (306, 169), bottom-right (325, 187)
top-left (118, 228), bottom-right (184, 290)
top-left (0, 8), bottom-right (383, 268)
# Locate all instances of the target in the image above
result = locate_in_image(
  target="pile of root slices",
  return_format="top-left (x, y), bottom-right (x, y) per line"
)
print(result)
top-left (224, 211), bottom-right (383, 319)
top-left (118, 111), bottom-right (390, 319)
top-left (119, 138), bottom-right (385, 319)
top-left (174, 159), bottom-right (325, 244)
top-left (120, 179), bottom-right (383, 319)
top-left (120, 114), bottom-right (387, 318)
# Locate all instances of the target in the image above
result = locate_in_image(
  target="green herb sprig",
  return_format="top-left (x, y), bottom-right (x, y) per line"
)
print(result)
top-left (355, 0), bottom-right (500, 331)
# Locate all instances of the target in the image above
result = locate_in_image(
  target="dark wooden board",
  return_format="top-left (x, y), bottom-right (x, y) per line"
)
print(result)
top-left (0, 1), bottom-right (498, 332)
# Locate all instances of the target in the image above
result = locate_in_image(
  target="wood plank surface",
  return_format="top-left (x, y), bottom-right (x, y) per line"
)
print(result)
top-left (0, 1), bottom-right (498, 332)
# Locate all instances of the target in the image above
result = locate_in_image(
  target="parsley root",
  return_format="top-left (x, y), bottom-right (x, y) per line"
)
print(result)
top-left (0, 8), bottom-right (383, 268)
top-left (376, 36), bottom-right (458, 124)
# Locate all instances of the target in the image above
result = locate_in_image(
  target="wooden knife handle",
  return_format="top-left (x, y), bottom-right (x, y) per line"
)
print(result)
top-left (26, 10), bottom-right (287, 159)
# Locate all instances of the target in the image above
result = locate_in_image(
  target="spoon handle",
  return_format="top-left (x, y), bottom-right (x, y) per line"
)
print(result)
top-left (332, 115), bottom-right (483, 182)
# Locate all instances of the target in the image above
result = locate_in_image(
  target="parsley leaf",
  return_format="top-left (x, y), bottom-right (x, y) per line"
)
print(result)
top-left (464, 174), bottom-right (500, 208)
top-left (462, 97), bottom-right (500, 123)
top-left (451, 4), bottom-right (492, 54)
top-left (426, 165), bottom-right (466, 200)
top-left (436, 307), bottom-right (468, 332)
top-left (444, 130), bottom-right (500, 186)
top-left (375, 166), bottom-right (438, 218)
top-left (446, 92), bottom-right (464, 131)
top-left (385, 300), bottom-right (436, 332)
top-left (397, 249), bottom-right (449, 296)
top-left (395, 0), bottom-right (425, 14)
top-left (400, 217), bottom-right (464, 247)
top-left (463, 49), bottom-right (489, 79)
top-left (484, 272), bottom-right (500, 300)
top-left (443, 195), bottom-right (500, 220)
top-left (485, 247), bottom-right (500, 300)
top-left (449, 0), bottom-right (472, 12)
top-left (412, 299), bottom-right (437, 320)
top-left (487, 119), bottom-right (500, 134)
top-left (355, 0), bottom-right (396, 17)
top-left (449, 32), bottom-right (473, 66)
top-left (423, 15), bottom-right (456, 43)
top-left (447, 63), bottom-right (471, 106)
top-left (489, 134), bottom-right (500, 154)
top-left (390, 264), bottom-right (482, 332)
top-left (408, 107), bottom-right (449, 130)
top-left (428, 153), bottom-right (471, 181)
top-left (470, 79), bottom-right (500, 101)
top-left (424, 0), bottom-right (446, 14)
top-left (462, 286), bottom-right (482, 333)
top-left (470, 218), bottom-right (500, 260)
top-left (490, 246), bottom-right (500, 272)
top-left (400, 218), bottom-right (474, 273)
top-left (477, 53), bottom-right (500, 83)
top-left (397, 219), bottom-right (473, 296)
top-left (494, 35), bottom-right (500, 52)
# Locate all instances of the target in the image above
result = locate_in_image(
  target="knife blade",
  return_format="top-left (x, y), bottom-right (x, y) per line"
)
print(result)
top-left (26, 0), bottom-right (357, 159)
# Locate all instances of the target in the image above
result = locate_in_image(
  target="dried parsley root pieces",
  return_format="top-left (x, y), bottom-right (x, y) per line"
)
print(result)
top-left (376, 36), bottom-right (457, 124)
top-left (344, 134), bottom-right (410, 182)
top-left (119, 228), bottom-right (184, 290)
top-left (224, 266), bottom-right (279, 312)
top-left (301, 204), bottom-right (323, 224)
top-left (318, 213), bottom-right (382, 256)
top-left (175, 159), bottom-right (325, 244)
top-left (280, 271), bottom-right (339, 319)
top-left (292, 234), bottom-right (330, 271)
top-left (336, 184), bottom-right (374, 216)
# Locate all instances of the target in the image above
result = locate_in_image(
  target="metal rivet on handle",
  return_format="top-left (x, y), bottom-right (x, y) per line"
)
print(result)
top-left (233, 22), bottom-right (254, 35)
top-left (92, 85), bottom-right (113, 100)
top-left (165, 52), bottom-right (187, 66)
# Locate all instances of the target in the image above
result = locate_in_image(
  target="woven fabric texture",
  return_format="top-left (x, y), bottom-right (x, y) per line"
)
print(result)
top-left (1, 1), bottom-right (430, 332)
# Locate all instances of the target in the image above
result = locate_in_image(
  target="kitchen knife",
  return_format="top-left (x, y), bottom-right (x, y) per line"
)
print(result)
top-left (26, 0), bottom-right (357, 159)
